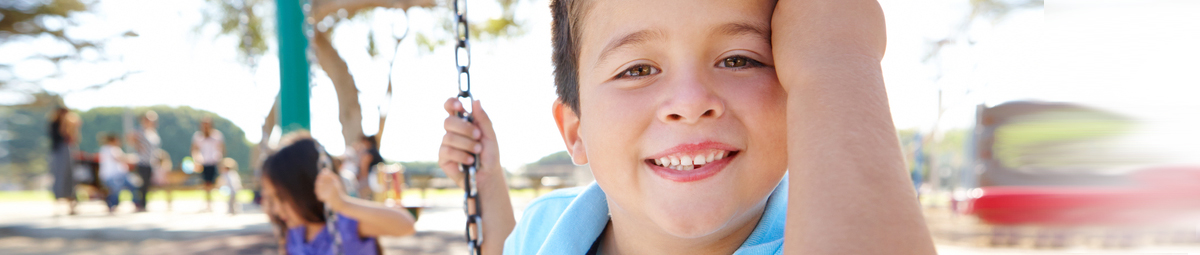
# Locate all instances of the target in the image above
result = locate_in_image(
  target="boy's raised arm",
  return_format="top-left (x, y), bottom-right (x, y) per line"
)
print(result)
top-left (772, 0), bottom-right (936, 254)
top-left (438, 98), bottom-right (516, 255)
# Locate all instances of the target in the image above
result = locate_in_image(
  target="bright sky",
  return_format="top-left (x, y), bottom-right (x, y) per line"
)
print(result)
top-left (4, 0), bottom-right (1197, 169)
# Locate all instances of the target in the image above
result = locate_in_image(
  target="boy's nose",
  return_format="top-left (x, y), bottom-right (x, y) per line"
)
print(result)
top-left (657, 72), bottom-right (725, 124)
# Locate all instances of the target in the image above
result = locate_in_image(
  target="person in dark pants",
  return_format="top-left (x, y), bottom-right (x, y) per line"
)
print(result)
top-left (48, 107), bottom-right (80, 215)
top-left (192, 117), bottom-right (224, 213)
top-left (129, 111), bottom-right (161, 212)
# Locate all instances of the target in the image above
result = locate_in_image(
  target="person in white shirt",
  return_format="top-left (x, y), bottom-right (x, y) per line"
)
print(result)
top-left (191, 117), bottom-right (224, 212)
top-left (99, 133), bottom-right (136, 214)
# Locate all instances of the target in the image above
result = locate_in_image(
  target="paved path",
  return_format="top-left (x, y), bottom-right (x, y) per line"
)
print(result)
top-left (0, 194), bottom-right (537, 255)
top-left (10, 194), bottom-right (1200, 254)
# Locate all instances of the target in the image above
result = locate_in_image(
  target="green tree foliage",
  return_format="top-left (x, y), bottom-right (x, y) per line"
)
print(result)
top-left (415, 0), bottom-right (524, 53)
top-left (897, 128), bottom-right (971, 175)
top-left (0, 0), bottom-right (137, 92)
top-left (531, 151), bottom-right (571, 166)
top-left (197, 0), bottom-right (270, 68)
top-left (0, 107), bottom-right (53, 189)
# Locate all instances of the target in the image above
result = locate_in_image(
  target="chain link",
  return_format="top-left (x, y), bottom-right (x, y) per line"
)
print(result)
top-left (453, 0), bottom-right (482, 254)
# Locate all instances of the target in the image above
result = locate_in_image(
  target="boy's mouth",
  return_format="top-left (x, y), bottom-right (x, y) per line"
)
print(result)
top-left (644, 142), bottom-right (741, 182)
top-left (646, 149), bottom-right (737, 171)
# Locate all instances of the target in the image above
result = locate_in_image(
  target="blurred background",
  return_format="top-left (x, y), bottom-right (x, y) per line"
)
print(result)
top-left (2, 0), bottom-right (1200, 254)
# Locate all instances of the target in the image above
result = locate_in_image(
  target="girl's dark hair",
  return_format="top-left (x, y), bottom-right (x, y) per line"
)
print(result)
top-left (263, 138), bottom-right (326, 223)
top-left (361, 135), bottom-right (379, 150)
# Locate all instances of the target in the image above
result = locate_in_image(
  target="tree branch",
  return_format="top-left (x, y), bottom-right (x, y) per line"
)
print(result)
top-left (310, 0), bottom-right (436, 21)
top-left (311, 29), bottom-right (366, 148)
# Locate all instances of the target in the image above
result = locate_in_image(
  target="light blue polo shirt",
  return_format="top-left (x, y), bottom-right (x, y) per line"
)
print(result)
top-left (503, 176), bottom-right (788, 255)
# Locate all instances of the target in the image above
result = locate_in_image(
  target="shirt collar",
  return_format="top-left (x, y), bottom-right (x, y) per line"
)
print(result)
top-left (536, 174), bottom-right (788, 255)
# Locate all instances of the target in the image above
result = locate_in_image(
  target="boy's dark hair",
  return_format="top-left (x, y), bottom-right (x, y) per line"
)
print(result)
top-left (102, 133), bottom-right (119, 143)
top-left (263, 138), bottom-right (327, 223)
top-left (551, 0), bottom-right (590, 115)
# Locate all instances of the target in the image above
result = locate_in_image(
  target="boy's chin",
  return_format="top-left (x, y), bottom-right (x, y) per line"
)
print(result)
top-left (649, 206), bottom-right (738, 239)
top-left (643, 194), bottom-right (743, 239)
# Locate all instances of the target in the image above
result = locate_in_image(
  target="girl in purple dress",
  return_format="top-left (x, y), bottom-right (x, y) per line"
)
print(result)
top-left (261, 137), bottom-right (416, 255)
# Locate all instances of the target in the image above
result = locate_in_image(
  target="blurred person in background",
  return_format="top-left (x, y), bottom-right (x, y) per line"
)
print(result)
top-left (153, 149), bottom-right (171, 190)
top-left (192, 117), bottom-right (225, 212)
top-left (99, 133), bottom-right (137, 214)
top-left (355, 135), bottom-right (384, 200)
top-left (220, 157), bottom-right (242, 215)
top-left (48, 107), bottom-right (81, 215)
top-left (260, 136), bottom-right (415, 255)
top-left (128, 111), bottom-right (161, 212)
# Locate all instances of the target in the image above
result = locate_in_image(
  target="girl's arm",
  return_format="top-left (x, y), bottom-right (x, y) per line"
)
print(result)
top-left (316, 170), bottom-right (417, 237)
top-left (772, 0), bottom-right (936, 254)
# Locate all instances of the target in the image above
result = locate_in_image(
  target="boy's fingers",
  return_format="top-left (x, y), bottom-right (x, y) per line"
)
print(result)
top-left (471, 100), bottom-right (496, 139)
top-left (444, 116), bottom-right (481, 140)
top-left (444, 97), bottom-right (466, 115)
top-left (437, 146), bottom-right (471, 176)
top-left (437, 160), bottom-right (463, 181)
top-left (443, 133), bottom-right (482, 154)
top-left (440, 145), bottom-right (475, 165)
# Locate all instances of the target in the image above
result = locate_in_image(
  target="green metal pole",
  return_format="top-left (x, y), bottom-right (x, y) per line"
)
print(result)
top-left (277, 0), bottom-right (310, 133)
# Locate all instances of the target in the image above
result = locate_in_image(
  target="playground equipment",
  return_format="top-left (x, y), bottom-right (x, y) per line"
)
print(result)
top-left (276, 0), bottom-right (476, 252)
top-left (449, 0), bottom-right (484, 252)
top-left (963, 101), bottom-right (1200, 248)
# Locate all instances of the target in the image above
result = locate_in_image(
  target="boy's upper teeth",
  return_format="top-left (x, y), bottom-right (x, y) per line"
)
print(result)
top-left (653, 149), bottom-right (732, 170)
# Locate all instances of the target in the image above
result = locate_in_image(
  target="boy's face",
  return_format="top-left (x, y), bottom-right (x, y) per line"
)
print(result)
top-left (566, 0), bottom-right (787, 239)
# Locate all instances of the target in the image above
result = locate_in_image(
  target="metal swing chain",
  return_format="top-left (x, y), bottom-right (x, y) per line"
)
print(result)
top-left (298, 1), bottom-right (344, 254)
top-left (314, 142), bottom-right (344, 255)
top-left (452, 0), bottom-right (482, 254)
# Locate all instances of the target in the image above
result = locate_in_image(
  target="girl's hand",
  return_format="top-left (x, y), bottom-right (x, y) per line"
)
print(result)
top-left (314, 170), bottom-right (347, 210)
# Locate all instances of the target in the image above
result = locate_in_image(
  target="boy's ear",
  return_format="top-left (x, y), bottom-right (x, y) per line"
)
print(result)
top-left (553, 101), bottom-right (588, 165)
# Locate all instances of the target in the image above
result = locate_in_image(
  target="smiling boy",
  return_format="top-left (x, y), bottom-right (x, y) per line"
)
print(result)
top-left (438, 0), bottom-right (936, 254)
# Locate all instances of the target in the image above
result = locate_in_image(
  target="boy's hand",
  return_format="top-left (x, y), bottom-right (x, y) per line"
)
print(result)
top-left (314, 170), bottom-right (347, 210)
top-left (436, 98), bottom-right (515, 255)
top-left (438, 98), bottom-right (503, 187)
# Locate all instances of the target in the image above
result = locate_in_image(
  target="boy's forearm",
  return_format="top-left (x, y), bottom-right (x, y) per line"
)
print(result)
top-left (478, 167), bottom-right (516, 255)
top-left (774, 0), bottom-right (935, 254)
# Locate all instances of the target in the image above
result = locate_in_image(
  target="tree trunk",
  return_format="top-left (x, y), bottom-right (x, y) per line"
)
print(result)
top-left (376, 82), bottom-right (391, 149)
top-left (252, 95), bottom-right (280, 176)
top-left (312, 30), bottom-right (365, 149)
top-left (304, 0), bottom-right (434, 151)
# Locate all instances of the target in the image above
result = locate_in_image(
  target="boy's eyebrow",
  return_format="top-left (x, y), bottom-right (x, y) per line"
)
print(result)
top-left (594, 22), bottom-right (769, 68)
top-left (596, 29), bottom-right (665, 67)
top-left (712, 22), bottom-right (770, 43)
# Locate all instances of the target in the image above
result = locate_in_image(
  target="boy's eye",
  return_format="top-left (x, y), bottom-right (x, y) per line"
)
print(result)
top-left (618, 65), bottom-right (660, 79)
top-left (719, 56), bottom-right (763, 68)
